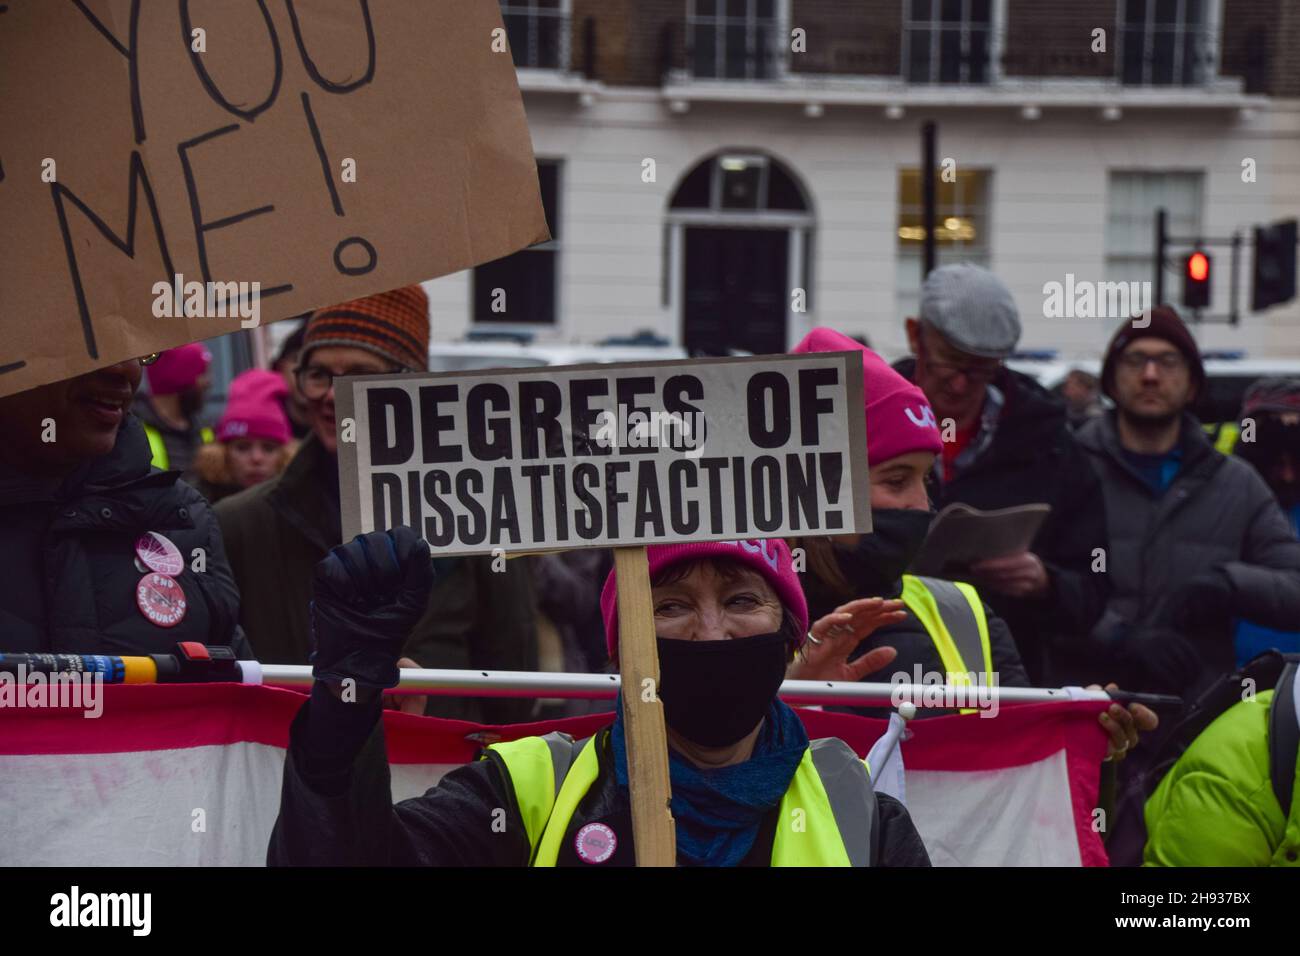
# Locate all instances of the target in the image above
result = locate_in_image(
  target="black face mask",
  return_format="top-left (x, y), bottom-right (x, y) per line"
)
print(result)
top-left (833, 507), bottom-right (935, 596)
top-left (655, 630), bottom-right (788, 748)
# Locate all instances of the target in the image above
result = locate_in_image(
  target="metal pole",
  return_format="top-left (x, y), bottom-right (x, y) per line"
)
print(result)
top-left (922, 120), bottom-right (937, 280)
top-left (1154, 207), bottom-right (1167, 304)
top-left (1230, 229), bottom-right (1241, 325)
top-left (256, 664), bottom-right (1108, 709)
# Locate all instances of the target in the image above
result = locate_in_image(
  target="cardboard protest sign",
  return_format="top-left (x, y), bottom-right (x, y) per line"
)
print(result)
top-left (336, 353), bottom-right (871, 554)
top-left (0, 0), bottom-right (549, 398)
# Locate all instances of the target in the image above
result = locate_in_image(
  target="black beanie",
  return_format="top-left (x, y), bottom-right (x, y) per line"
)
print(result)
top-left (1100, 305), bottom-right (1204, 401)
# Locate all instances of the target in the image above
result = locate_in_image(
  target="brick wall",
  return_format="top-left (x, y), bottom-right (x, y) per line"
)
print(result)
top-left (788, 0), bottom-right (901, 76)
top-left (1003, 0), bottom-right (1116, 78)
top-left (1278, 1), bottom-right (1300, 95)
top-left (1220, 0), bottom-right (1300, 96)
top-left (569, 0), bottom-right (682, 86)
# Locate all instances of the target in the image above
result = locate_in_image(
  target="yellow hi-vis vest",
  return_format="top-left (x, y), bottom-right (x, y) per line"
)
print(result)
top-left (144, 423), bottom-right (214, 471)
top-left (899, 574), bottom-right (995, 715)
top-left (486, 731), bottom-right (878, 867)
top-left (1203, 420), bottom-right (1241, 456)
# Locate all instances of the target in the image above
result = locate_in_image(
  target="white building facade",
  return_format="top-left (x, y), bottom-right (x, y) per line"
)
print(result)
top-left (424, 0), bottom-right (1300, 362)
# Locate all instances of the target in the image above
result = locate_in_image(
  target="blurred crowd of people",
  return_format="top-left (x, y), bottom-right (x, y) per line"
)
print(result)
top-left (2, 262), bottom-right (1298, 867)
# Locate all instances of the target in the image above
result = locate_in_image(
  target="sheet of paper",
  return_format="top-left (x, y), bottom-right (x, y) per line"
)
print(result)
top-left (911, 502), bottom-right (1051, 577)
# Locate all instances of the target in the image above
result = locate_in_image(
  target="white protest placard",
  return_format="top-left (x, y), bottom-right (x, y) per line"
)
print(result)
top-left (336, 353), bottom-right (870, 554)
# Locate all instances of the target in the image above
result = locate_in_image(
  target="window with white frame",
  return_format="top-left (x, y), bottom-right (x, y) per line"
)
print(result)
top-left (473, 161), bottom-right (561, 325)
top-left (902, 0), bottom-right (992, 84)
top-left (1118, 0), bottom-right (1214, 86)
top-left (896, 168), bottom-right (991, 310)
top-left (501, 0), bottom-right (569, 70)
top-left (687, 0), bottom-right (784, 80)
top-left (1105, 171), bottom-right (1203, 287)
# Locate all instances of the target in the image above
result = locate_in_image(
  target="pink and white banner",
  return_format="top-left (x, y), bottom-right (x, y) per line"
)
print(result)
top-left (0, 684), bottom-right (1110, 866)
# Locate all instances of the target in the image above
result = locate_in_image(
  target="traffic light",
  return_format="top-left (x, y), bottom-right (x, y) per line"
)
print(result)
top-left (1252, 219), bottom-right (1297, 312)
top-left (1182, 250), bottom-right (1211, 309)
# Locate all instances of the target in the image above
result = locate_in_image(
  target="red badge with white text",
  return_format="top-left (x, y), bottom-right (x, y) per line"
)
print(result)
top-left (135, 532), bottom-right (184, 576)
top-left (136, 573), bottom-right (187, 628)
top-left (574, 822), bottom-right (617, 864)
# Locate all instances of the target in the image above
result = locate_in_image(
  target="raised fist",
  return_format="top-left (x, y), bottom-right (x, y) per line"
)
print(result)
top-left (310, 527), bottom-right (435, 689)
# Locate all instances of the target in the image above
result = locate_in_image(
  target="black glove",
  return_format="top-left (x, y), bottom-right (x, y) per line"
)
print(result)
top-left (310, 527), bottom-right (435, 689)
top-left (1122, 628), bottom-right (1204, 695)
top-left (1168, 567), bottom-right (1235, 632)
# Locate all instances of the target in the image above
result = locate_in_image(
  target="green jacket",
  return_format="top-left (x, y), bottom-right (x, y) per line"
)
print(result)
top-left (215, 434), bottom-right (539, 722)
top-left (1144, 688), bottom-right (1300, 866)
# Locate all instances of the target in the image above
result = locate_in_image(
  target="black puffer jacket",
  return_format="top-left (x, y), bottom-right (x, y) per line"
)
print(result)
top-left (893, 359), bottom-right (1111, 686)
top-left (0, 414), bottom-right (250, 657)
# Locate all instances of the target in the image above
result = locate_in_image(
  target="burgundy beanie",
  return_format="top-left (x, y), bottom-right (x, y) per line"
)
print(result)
top-left (600, 540), bottom-right (809, 662)
top-left (147, 343), bottom-right (212, 396)
top-left (791, 327), bottom-right (943, 465)
top-left (1100, 305), bottom-right (1204, 401)
top-left (216, 370), bottom-right (291, 445)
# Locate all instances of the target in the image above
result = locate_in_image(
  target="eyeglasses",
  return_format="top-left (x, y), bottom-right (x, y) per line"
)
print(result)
top-left (295, 364), bottom-right (404, 400)
top-left (917, 329), bottom-right (1002, 385)
top-left (924, 359), bottom-right (1002, 385)
top-left (1118, 352), bottom-right (1186, 373)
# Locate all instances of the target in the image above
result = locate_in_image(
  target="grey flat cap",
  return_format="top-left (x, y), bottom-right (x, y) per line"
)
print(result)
top-left (919, 263), bottom-right (1022, 359)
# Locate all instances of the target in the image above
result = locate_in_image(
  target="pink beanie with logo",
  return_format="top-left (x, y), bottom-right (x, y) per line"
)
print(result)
top-left (791, 327), bottom-right (942, 465)
top-left (216, 369), bottom-right (291, 445)
top-left (600, 539), bottom-right (809, 661)
top-left (147, 343), bottom-right (212, 396)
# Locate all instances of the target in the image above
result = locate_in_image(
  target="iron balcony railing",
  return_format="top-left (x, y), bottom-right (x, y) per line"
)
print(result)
top-left (501, 4), bottom-right (569, 71)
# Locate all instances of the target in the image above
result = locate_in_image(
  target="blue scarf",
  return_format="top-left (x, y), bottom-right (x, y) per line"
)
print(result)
top-left (611, 698), bottom-right (809, 867)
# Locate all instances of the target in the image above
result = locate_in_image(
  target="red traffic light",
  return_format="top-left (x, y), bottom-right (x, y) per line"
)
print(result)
top-left (1182, 251), bottom-right (1212, 309)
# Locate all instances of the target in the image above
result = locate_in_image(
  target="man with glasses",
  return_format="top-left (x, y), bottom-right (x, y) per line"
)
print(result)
top-left (216, 287), bottom-right (541, 723)
top-left (893, 263), bottom-right (1110, 687)
top-left (1077, 308), bottom-right (1300, 697)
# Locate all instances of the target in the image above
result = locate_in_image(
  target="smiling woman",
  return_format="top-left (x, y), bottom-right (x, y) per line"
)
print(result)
top-left (0, 358), bottom-right (251, 659)
top-left (0, 359), bottom-right (142, 469)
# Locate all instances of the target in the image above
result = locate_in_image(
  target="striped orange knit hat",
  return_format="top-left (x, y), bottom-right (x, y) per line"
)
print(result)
top-left (302, 286), bottom-right (429, 372)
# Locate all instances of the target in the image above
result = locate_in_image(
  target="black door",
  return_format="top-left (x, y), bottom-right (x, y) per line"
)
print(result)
top-left (683, 227), bottom-right (788, 355)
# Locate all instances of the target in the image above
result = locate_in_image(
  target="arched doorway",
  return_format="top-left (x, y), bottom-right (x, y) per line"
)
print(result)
top-left (667, 151), bottom-right (814, 356)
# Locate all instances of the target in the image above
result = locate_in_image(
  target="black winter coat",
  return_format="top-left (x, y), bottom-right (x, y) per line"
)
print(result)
top-left (1076, 411), bottom-right (1300, 691)
top-left (893, 360), bottom-right (1111, 686)
top-left (0, 415), bottom-right (251, 657)
top-left (267, 688), bottom-right (931, 867)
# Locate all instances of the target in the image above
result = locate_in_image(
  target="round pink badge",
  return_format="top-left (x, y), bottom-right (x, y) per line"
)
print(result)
top-left (136, 573), bottom-right (188, 628)
top-left (135, 532), bottom-right (183, 576)
top-left (574, 822), bottom-right (617, 864)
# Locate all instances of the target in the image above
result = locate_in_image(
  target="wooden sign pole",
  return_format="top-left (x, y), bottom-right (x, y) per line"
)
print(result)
top-left (613, 546), bottom-right (676, 867)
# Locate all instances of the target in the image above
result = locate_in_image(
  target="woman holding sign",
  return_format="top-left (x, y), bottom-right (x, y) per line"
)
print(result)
top-left (269, 527), bottom-right (928, 866)
top-left (787, 329), bottom-right (1155, 763)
